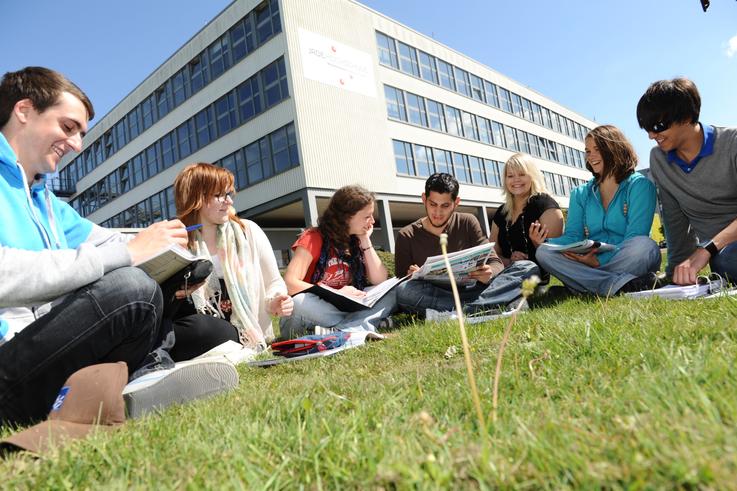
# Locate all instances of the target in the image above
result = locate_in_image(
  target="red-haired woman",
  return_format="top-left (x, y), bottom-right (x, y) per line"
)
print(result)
top-left (171, 163), bottom-right (292, 359)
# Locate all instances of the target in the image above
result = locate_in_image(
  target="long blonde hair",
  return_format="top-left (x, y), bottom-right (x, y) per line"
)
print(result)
top-left (501, 153), bottom-right (548, 221)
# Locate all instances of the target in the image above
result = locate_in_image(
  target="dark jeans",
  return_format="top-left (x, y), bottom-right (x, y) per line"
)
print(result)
top-left (396, 260), bottom-right (539, 316)
top-left (170, 313), bottom-right (239, 362)
top-left (0, 267), bottom-right (164, 426)
top-left (711, 243), bottom-right (737, 283)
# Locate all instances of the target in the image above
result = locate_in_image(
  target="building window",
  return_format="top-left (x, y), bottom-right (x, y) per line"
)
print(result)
top-left (478, 117), bottom-right (492, 145)
top-left (195, 106), bottom-right (215, 148)
top-left (393, 140), bottom-right (414, 175)
top-left (461, 111), bottom-right (478, 141)
top-left (141, 95), bottom-right (156, 131)
top-left (245, 141), bottom-right (263, 184)
top-left (444, 105), bottom-right (462, 137)
top-left (418, 50), bottom-right (438, 84)
top-left (127, 106), bottom-right (141, 140)
top-left (189, 53), bottom-right (210, 94)
top-left (436, 59), bottom-right (455, 91)
top-left (484, 81), bottom-right (500, 108)
top-left (405, 92), bottom-right (428, 127)
top-left (114, 120), bottom-right (128, 150)
top-left (484, 159), bottom-right (501, 188)
top-left (209, 34), bottom-right (232, 79)
top-left (155, 82), bottom-right (172, 120)
top-left (452, 152), bottom-right (469, 183)
top-left (261, 58), bottom-right (288, 108)
top-left (397, 41), bottom-right (420, 77)
top-left (384, 85), bottom-right (406, 121)
top-left (271, 126), bottom-right (290, 173)
top-left (453, 66), bottom-right (471, 97)
top-left (131, 153), bottom-right (145, 188)
top-left (144, 143), bottom-right (160, 179)
top-left (425, 100), bottom-right (445, 132)
top-left (375, 32), bottom-right (398, 69)
top-left (469, 74), bottom-right (485, 102)
top-left (238, 77), bottom-right (262, 122)
top-left (413, 144), bottom-right (434, 177)
top-left (214, 92), bottom-right (238, 136)
top-left (498, 87), bottom-right (512, 113)
top-left (172, 68), bottom-right (189, 107)
top-left (492, 121), bottom-right (506, 148)
top-left (160, 131), bottom-right (178, 169)
top-left (468, 156), bottom-right (484, 185)
top-left (176, 120), bottom-right (195, 159)
top-left (434, 149), bottom-right (452, 175)
top-left (511, 93), bottom-right (523, 118)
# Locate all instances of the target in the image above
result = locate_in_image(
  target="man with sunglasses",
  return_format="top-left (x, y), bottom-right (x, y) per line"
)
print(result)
top-left (637, 78), bottom-right (737, 285)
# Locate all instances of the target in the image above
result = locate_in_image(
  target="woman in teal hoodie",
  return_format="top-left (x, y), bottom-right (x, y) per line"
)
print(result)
top-left (531, 125), bottom-right (661, 296)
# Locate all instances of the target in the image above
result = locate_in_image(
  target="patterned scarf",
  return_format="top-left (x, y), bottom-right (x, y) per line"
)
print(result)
top-left (190, 220), bottom-right (265, 351)
top-left (310, 232), bottom-right (367, 290)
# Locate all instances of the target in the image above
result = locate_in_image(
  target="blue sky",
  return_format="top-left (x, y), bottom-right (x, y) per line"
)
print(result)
top-left (4, 0), bottom-right (736, 168)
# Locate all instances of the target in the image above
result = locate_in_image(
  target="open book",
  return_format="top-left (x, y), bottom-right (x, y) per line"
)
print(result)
top-left (544, 239), bottom-right (615, 254)
top-left (135, 243), bottom-right (212, 284)
top-left (303, 276), bottom-right (408, 312)
top-left (625, 274), bottom-right (726, 300)
top-left (412, 242), bottom-right (494, 287)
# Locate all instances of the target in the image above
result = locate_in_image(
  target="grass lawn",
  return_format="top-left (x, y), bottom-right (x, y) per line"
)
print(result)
top-left (2, 286), bottom-right (737, 489)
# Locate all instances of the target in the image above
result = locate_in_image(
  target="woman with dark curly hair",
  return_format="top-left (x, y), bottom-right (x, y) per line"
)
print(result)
top-left (532, 125), bottom-right (661, 296)
top-left (280, 185), bottom-right (395, 338)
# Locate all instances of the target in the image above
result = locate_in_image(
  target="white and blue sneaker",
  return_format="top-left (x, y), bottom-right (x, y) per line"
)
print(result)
top-left (123, 357), bottom-right (238, 419)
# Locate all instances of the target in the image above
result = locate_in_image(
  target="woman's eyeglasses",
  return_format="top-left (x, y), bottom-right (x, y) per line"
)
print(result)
top-left (213, 191), bottom-right (234, 203)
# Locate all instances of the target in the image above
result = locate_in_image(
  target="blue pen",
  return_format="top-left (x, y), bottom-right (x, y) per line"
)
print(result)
top-left (185, 223), bottom-right (203, 232)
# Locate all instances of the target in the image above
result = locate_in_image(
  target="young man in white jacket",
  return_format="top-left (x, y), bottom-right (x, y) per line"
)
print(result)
top-left (0, 67), bottom-right (193, 426)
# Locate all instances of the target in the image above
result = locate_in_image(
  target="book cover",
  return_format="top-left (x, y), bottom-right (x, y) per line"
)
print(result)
top-left (135, 243), bottom-right (211, 284)
top-left (302, 276), bottom-right (407, 312)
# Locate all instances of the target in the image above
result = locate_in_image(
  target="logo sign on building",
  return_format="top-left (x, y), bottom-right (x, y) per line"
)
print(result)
top-left (299, 28), bottom-right (376, 98)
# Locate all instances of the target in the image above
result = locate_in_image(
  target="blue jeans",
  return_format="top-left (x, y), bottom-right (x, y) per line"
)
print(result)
top-left (279, 289), bottom-right (398, 339)
top-left (711, 242), bottom-right (737, 283)
top-left (0, 267), bottom-right (164, 426)
top-left (536, 236), bottom-right (661, 296)
top-left (396, 260), bottom-right (539, 316)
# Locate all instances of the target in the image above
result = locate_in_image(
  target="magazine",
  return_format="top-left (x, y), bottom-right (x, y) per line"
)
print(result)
top-left (303, 275), bottom-right (408, 312)
top-left (544, 239), bottom-right (616, 254)
top-left (412, 242), bottom-right (494, 287)
top-left (135, 243), bottom-right (212, 284)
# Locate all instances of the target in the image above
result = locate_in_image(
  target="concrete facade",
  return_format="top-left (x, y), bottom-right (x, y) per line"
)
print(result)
top-left (58, 0), bottom-right (596, 261)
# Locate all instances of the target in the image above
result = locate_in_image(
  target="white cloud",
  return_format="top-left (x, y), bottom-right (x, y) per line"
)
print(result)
top-left (726, 34), bottom-right (737, 58)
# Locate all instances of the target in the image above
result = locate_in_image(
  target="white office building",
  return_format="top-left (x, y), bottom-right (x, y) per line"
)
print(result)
top-left (57, 0), bottom-right (595, 263)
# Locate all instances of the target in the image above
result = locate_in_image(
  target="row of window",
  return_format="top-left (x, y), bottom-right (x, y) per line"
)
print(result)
top-left (376, 32), bottom-right (589, 143)
top-left (69, 57), bottom-right (290, 217)
top-left (62, 0), bottom-right (282, 184)
top-left (98, 122), bottom-right (300, 229)
top-left (392, 139), bottom-right (585, 197)
top-left (542, 171), bottom-right (585, 198)
top-left (385, 85), bottom-right (586, 170)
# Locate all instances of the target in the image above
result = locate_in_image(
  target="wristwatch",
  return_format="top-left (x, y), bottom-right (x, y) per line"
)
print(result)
top-left (701, 240), bottom-right (719, 258)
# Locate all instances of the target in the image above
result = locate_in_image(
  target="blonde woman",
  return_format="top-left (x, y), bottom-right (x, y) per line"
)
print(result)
top-left (490, 153), bottom-right (563, 282)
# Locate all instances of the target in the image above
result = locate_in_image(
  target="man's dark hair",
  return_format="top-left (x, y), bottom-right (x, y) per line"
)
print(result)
top-left (636, 77), bottom-right (700, 132)
top-left (0, 67), bottom-right (94, 129)
top-left (424, 173), bottom-right (459, 200)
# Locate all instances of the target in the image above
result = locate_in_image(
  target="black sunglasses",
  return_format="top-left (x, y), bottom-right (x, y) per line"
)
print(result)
top-left (647, 120), bottom-right (672, 134)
